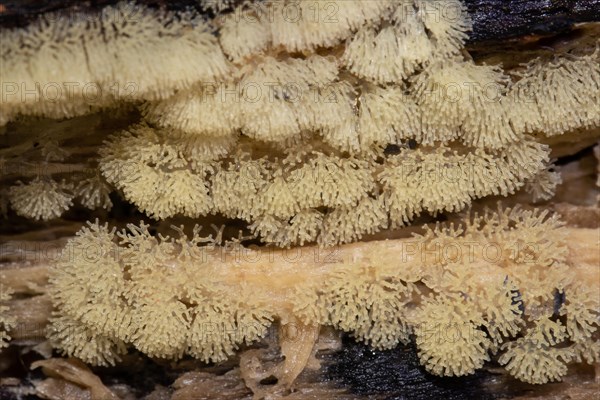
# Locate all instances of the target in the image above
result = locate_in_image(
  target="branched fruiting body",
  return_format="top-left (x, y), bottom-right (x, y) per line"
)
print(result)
top-left (48, 207), bottom-right (599, 385)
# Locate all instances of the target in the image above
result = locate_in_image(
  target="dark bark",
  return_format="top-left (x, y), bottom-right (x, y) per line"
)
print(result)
top-left (463, 0), bottom-right (600, 41)
top-left (325, 338), bottom-right (515, 400)
top-left (0, 0), bottom-right (599, 43)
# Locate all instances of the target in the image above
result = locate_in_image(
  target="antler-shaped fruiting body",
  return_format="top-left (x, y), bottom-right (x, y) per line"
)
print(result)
top-left (1, 2), bottom-right (598, 397)
top-left (8, 177), bottom-right (74, 221)
top-left (0, 2), bottom-right (229, 122)
top-left (3, 1), bottom-right (598, 236)
top-left (48, 206), bottom-right (599, 387)
top-left (97, 122), bottom-right (551, 246)
top-left (507, 48), bottom-right (600, 136)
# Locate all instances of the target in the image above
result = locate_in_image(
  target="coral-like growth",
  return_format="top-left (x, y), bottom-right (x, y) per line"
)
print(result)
top-left (269, 0), bottom-right (394, 53)
top-left (498, 317), bottom-right (571, 384)
top-left (49, 221), bottom-right (273, 366)
top-left (8, 177), bottom-right (74, 220)
top-left (411, 60), bottom-right (517, 148)
top-left (319, 196), bottom-right (389, 245)
top-left (218, 4), bottom-right (271, 63)
top-left (317, 265), bottom-right (415, 349)
top-left (142, 85), bottom-right (242, 137)
top-left (0, 285), bottom-right (15, 349)
top-left (414, 295), bottom-right (492, 377)
top-left (478, 281), bottom-right (524, 347)
top-left (48, 206), bottom-right (599, 386)
top-left (75, 174), bottom-right (113, 210)
top-left (343, 24), bottom-right (420, 84)
top-left (0, 2), bottom-right (229, 121)
top-left (379, 140), bottom-right (549, 226)
top-left (357, 86), bottom-right (421, 149)
top-left (1, 1), bottom-right (599, 395)
top-left (342, 0), bottom-right (470, 84)
top-left (507, 48), bottom-right (600, 135)
top-left (99, 125), bottom-right (220, 219)
top-left (415, 0), bottom-right (472, 56)
top-left (560, 283), bottom-right (600, 343)
top-left (96, 124), bottom-right (550, 245)
top-left (5, 0), bottom-right (595, 249)
top-left (525, 169), bottom-right (563, 202)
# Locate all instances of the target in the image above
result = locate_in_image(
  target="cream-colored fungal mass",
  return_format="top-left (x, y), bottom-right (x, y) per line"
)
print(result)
top-left (2, 1), bottom-right (598, 232)
top-left (47, 207), bottom-right (599, 385)
top-left (0, 285), bottom-right (15, 349)
top-left (8, 177), bottom-right (74, 221)
top-left (1, 0), bottom-right (599, 394)
top-left (3, 0), bottom-right (595, 236)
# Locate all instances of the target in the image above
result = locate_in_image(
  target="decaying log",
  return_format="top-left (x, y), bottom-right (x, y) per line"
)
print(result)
top-left (1, 220), bottom-right (598, 399)
top-left (0, 1), bottom-right (599, 399)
